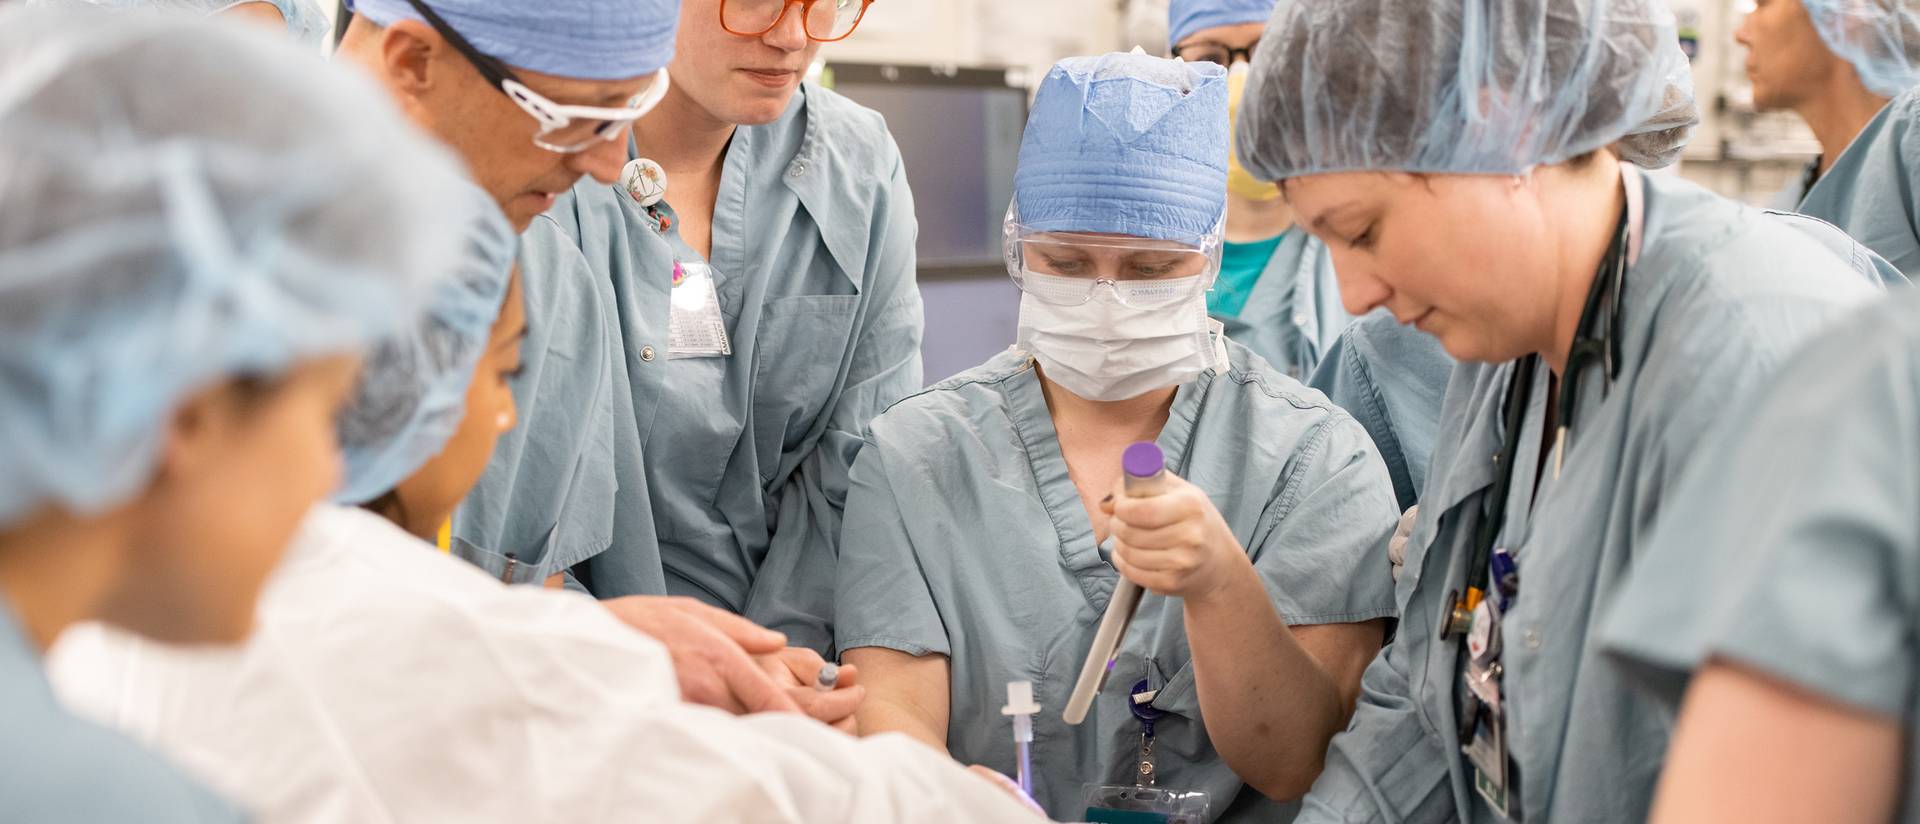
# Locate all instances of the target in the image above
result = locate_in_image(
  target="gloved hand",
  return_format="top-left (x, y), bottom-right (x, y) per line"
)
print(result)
top-left (1389, 505), bottom-right (1419, 582)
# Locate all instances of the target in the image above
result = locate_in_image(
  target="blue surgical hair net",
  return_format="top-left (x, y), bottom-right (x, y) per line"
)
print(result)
top-left (333, 187), bottom-right (516, 506)
top-left (0, 9), bottom-right (476, 526)
top-left (1804, 0), bottom-right (1920, 97)
top-left (1014, 52), bottom-right (1230, 240)
top-left (24, 0), bottom-right (334, 49)
top-left (346, 0), bottom-right (679, 80)
top-left (1236, 0), bottom-right (1697, 179)
top-left (1168, 0), bottom-right (1276, 52)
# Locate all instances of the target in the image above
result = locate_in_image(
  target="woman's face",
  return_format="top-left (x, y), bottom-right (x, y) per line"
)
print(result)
top-left (99, 354), bottom-right (364, 645)
top-left (387, 268), bottom-right (528, 539)
top-left (1021, 232), bottom-right (1212, 282)
top-left (665, 0), bottom-right (825, 127)
top-left (1285, 171), bottom-right (1561, 364)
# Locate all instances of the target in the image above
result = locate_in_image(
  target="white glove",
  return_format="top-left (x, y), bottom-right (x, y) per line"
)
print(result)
top-left (1388, 505), bottom-right (1418, 582)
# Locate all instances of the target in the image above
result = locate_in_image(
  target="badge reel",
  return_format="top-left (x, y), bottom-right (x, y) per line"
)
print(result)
top-left (1083, 678), bottom-right (1209, 824)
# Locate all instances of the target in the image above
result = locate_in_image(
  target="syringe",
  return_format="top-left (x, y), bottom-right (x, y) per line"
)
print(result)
top-left (1063, 442), bottom-right (1168, 725)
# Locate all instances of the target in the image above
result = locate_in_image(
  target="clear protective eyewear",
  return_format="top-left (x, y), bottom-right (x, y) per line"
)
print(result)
top-left (397, 0), bottom-right (670, 154)
top-left (1004, 210), bottom-right (1221, 310)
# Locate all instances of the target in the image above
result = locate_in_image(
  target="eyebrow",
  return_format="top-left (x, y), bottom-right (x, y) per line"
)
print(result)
top-left (1309, 203), bottom-right (1363, 235)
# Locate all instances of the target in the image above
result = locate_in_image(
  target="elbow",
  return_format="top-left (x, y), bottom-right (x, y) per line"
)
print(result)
top-left (1231, 751), bottom-right (1326, 803)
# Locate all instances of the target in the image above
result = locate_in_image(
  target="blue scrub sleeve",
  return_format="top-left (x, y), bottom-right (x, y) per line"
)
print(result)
top-left (744, 158), bottom-right (925, 654)
top-left (833, 439), bottom-right (952, 658)
top-left (1310, 327), bottom-right (1418, 512)
top-left (1295, 632), bottom-right (1458, 823)
top-left (453, 215), bottom-right (619, 581)
top-left (1249, 414), bottom-right (1400, 625)
top-left (1604, 302), bottom-right (1920, 717)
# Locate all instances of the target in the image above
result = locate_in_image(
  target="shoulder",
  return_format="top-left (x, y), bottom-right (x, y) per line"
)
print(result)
top-left (1214, 339), bottom-right (1354, 427)
top-left (1, 698), bottom-right (239, 823)
top-left (866, 351), bottom-right (1031, 444)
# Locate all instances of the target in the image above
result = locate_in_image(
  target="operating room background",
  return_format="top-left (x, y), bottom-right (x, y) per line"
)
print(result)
top-left (313, 0), bottom-right (1821, 383)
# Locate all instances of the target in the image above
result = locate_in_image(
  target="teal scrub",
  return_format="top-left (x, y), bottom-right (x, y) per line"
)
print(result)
top-left (1294, 171), bottom-right (1894, 824)
top-left (456, 84), bottom-right (923, 651)
top-left (1308, 310), bottom-right (1455, 511)
top-left (836, 340), bottom-right (1400, 823)
top-left (1602, 287), bottom-right (1920, 820)
top-left (1790, 90), bottom-right (1920, 277)
top-left (1211, 231), bottom-right (1352, 380)
top-left (0, 598), bottom-right (245, 824)
top-left (1209, 234), bottom-right (1282, 318)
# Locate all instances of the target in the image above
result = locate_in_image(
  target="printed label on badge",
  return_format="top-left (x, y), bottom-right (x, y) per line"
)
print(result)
top-left (668, 262), bottom-right (732, 359)
top-left (1468, 600), bottom-right (1499, 662)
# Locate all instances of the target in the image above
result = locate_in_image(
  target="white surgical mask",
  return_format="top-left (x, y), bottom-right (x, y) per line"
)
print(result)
top-left (1016, 273), bottom-right (1224, 401)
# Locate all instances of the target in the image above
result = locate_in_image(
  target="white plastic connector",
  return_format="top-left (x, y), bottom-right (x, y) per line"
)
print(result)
top-left (1002, 680), bottom-right (1041, 743)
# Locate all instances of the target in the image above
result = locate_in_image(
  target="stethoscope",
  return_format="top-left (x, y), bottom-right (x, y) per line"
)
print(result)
top-left (1438, 205), bottom-right (1631, 644)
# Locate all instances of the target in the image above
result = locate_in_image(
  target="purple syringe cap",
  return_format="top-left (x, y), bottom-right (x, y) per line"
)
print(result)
top-left (1122, 441), bottom-right (1165, 479)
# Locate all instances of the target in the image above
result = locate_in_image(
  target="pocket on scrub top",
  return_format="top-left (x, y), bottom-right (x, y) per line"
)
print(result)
top-left (750, 295), bottom-right (859, 479)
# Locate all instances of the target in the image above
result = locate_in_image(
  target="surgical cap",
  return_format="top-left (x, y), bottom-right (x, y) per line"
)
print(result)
top-left (1614, 56), bottom-right (1700, 168)
top-left (0, 9), bottom-right (475, 525)
top-left (1804, 0), bottom-right (1920, 97)
top-left (346, 0), bottom-right (678, 80)
top-left (1014, 52), bottom-right (1229, 240)
top-left (1168, 0), bottom-right (1276, 52)
top-left (334, 186), bottom-right (516, 505)
top-left (1237, 0), bottom-right (1693, 179)
top-left (24, 0), bottom-right (333, 49)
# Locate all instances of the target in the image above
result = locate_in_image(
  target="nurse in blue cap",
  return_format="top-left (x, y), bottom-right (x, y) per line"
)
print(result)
top-left (1236, 0), bottom-right (1900, 819)
top-left (1167, 0), bottom-right (1351, 381)
top-left (0, 8), bottom-right (472, 819)
top-left (836, 51), bottom-right (1400, 823)
top-left (456, 0), bottom-right (921, 655)
top-left (1741, 0), bottom-right (1920, 276)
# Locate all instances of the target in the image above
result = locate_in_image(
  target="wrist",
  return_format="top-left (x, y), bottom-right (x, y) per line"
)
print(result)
top-left (1185, 549), bottom-right (1259, 610)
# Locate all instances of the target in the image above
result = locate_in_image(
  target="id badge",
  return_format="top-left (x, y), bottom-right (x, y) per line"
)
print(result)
top-left (668, 261), bottom-right (732, 359)
top-left (1083, 785), bottom-right (1210, 824)
top-left (1463, 706), bottom-right (1513, 819)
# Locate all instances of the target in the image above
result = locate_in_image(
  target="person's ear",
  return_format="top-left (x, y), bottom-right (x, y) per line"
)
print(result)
top-left (379, 19), bottom-right (443, 99)
top-left (150, 380), bottom-right (251, 488)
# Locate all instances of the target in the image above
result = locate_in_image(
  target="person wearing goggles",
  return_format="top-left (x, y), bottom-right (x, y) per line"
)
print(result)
top-left (1167, 0), bottom-right (1354, 383)
top-left (456, 0), bottom-right (921, 660)
top-left (835, 52), bottom-right (1401, 822)
top-left (336, 0), bottom-right (674, 232)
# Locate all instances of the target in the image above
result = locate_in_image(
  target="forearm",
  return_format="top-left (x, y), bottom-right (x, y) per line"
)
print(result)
top-left (855, 695), bottom-right (948, 751)
top-left (1184, 559), bottom-right (1349, 800)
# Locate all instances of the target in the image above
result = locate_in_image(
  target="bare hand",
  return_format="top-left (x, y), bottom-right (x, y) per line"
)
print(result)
top-left (757, 647), bottom-right (866, 733)
top-left (1102, 472), bottom-right (1251, 602)
top-left (601, 596), bottom-right (801, 716)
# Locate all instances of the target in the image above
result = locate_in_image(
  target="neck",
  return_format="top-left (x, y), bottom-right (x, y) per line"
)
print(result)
top-left (631, 84), bottom-right (738, 178)
top-left (1039, 372), bottom-right (1179, 442)
top-left (1794, 76), bottom-right (1888, 175)
top-left (1542, 159), bottom-right (1627, 376)
top-left (0, 511), bottom-right (126, 653)
top-left (1224, 194), bottom-right (1295, 243)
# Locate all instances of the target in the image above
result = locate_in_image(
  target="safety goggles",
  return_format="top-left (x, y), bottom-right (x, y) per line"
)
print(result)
top-left (1005, 216), bottom-right (1221, 310)
top-left (394, 0), bottom-right (671, 154)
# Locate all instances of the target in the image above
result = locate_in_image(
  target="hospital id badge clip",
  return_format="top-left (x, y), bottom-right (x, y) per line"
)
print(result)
top-left (667, 261), bottom-right (732, 359)
top-left (1083, 680), bottom-right (1209, 824)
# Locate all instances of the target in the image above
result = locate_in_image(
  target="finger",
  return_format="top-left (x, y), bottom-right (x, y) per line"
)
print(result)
top-left (1110, 546), bottom-right (1185, 594)
top-left (831, 662), bottom-right (860, 689)
top-left (1111, 488), bottom-right (1209, 531)
top-left (792, 684), bottom-right (865, 724)
top-left (1109, 518), bottom-right (1207, 553)
top-left (777, 646), bottom-right (828, 681)
top-left (677, 669), bottom-right (748, 714)
top-left (1110, 539), bottom-right (1197, 573)
top-left (679, 601), bottom-right (788, 654)
top-left (714, 642), bottom-right (803, 715)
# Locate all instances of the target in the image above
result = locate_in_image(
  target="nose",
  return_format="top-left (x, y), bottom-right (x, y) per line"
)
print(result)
top-left (1734, 13), bottom-right (1755, 47)
top-left (763, 1), bottom-right (810, 52)
top-left (569, 133), bottom-right (630, 185)
top-left (1328, 254), bottom-right (1391, 317)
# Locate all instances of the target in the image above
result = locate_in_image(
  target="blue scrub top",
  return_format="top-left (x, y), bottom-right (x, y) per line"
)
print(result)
top-left (1308, 310), bottom-right (1455, 512)
top-left (1295, 171), bottom-right (1894, 824)
top-left (1793, 90), bottom-right (1920, 277)
top-left (1602, 287), bottom-right (1920, 821)
top-left (1213, 230), bottom-right (1352, 381)
top-left (837, 340), bottom-right (1400, 823)
top-left (0, 597), bottom-right (246, 823)
top-left (455, 84), bottom-right (923, 652)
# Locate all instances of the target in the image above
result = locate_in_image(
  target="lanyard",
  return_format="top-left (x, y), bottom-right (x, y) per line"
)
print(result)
top-left (1439, 205), bottom-right (1630, 642)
